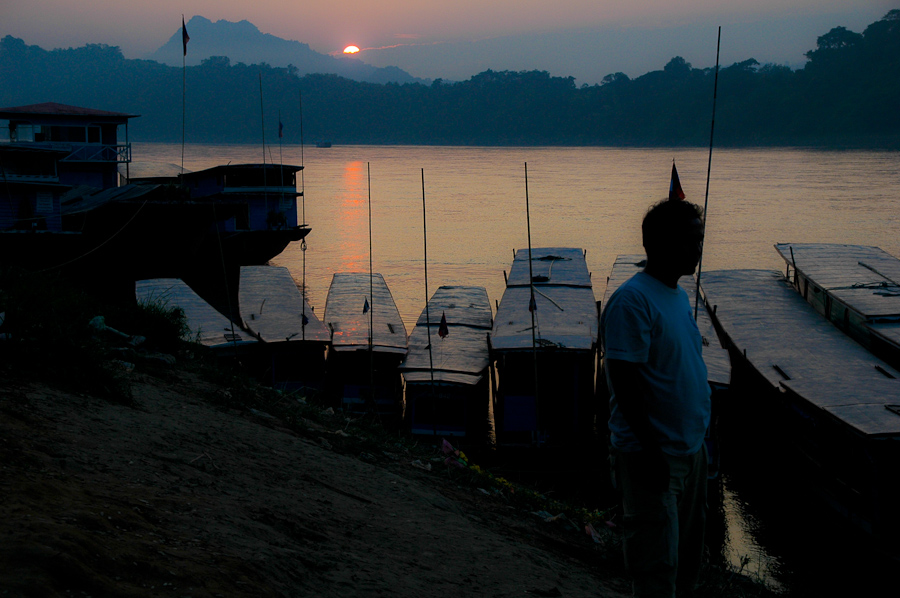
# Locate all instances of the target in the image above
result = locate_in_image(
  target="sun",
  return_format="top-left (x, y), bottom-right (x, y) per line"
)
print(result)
top-left (343, 45), bottom-right (360, 54)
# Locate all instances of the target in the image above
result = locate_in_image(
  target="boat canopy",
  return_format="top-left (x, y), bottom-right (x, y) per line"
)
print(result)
top-left (324, 272), bottom-right (408, 353)
top-left (239, 265), bottom-right (330, 343)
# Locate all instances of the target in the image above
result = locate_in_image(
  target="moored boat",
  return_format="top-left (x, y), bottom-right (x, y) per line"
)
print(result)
top-left (491, 247), bottom-right (599, 447)
top-left (239, 265), bottom-right (330, 393)
top-left (701, 268), bottom-right (900, 543)
top-left (136, 277), bottom-right (256, 354)
top-left (775, 243), bottom-right (900, 369)
top-left (323, 272), bottom-right (408, 415)
top-left (399, 285), bottom-right (493, 438)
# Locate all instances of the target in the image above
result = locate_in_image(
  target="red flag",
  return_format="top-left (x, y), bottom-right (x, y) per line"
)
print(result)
top-left (182, 16), bottom-right (190, 57)
top-left (438, 311), bottom-right (449, 339)
top-left (668, 162), bottom-right (686, 201)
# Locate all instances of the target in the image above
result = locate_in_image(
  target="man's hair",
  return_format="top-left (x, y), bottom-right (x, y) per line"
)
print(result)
top-left (641, 199), bottom-right (705, 252)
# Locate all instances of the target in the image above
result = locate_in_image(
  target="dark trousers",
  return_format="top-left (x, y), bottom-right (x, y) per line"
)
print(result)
top-left (613, 445), bottom-right (708, 598)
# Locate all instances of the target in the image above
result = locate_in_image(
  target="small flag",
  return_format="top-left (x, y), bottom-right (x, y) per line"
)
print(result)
top-left (438, 311), bottom-right (449, 339)
top-left (278, 119), bottom-right (284, 139)
top-left (668, 161), bottom-right (686, 201)
top-left (362, 297), bottom-right (369, 314)
top-left (182, 16), bottom-right (190, 56)
top-left (529, 293), bottom-right (537, 312)
top-left (301, 313), bottom-right (309, 326)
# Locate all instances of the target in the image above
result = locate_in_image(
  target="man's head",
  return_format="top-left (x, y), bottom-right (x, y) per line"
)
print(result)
top-left (642, 199), bottom-right (705, 277)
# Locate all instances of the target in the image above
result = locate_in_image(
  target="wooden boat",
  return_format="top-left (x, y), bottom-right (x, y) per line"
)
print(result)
top-left (601, 255), bottom-right (731, 390)
top-left (399, 286), bottom-right (493, 438)
top-left (701, 269), bottom-right (900, 542)
top-left (775, 243), bottom-right (900, 369)
top-left (136, 278), bottom-right (256, 353)
top-left (239, 265), bottom-right (330, 393)
top-left (323, 272), bottom-right (408, 415)
top-left (491, 247), bottom-right (598, 446)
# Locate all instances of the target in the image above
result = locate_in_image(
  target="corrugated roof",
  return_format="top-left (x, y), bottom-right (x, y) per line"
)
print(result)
top-left (324, 272), bottom-right (408, 352)
top-left (0, 102), bottom-right (139, 119)
top-left (239, 265), bottom-right (330, 343)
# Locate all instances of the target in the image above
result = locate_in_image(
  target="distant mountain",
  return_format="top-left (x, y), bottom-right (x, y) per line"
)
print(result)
top-left (145, 16), bottom-right (425, 85)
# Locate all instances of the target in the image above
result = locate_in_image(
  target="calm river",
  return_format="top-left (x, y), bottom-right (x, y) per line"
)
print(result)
top-left (135, 143), bottom-right (900, 594)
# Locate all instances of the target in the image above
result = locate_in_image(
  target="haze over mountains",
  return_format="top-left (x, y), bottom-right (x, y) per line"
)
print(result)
top-left (146, 16), bottom-right (424, 85)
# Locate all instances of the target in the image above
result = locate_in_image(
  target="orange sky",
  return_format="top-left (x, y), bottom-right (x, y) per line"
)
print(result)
top-left (1, 0), bottom-right (893, 83)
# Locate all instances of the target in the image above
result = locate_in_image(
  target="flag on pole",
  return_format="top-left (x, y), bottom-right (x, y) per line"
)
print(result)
top-left (438, 311), bottom-right (449, 339)
top-left (668, 161), bottom-right (686, 201)
top-left (182, 16), bottom-right (190, 56)
top-left (278, 119), bottom-right (284, 139)
top-left (528, 293), bottom-right (537, 312)
top-left (362, 297), bottom-right (369, 314)
top-left (301, 313), bottom-right (309, 326)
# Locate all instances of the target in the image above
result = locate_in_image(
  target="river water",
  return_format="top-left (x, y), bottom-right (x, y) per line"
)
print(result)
top-left (135, 143), bottom-right (900, 593)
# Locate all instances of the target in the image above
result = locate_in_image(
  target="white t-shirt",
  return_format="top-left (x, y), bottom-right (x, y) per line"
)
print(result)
top-left (601, 271), bottom-right (711, 455)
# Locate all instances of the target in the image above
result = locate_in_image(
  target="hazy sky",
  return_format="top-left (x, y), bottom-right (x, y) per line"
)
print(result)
top-left (3, 1), bottom-right (895, 83)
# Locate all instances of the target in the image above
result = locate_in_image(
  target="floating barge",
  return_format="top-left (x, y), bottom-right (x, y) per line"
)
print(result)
top-left (399, 286), bottom-right (493, 438)
top-left (239, 266), bottom-right (329, 393)
top-left (323, 273), bottom-right (408, 415)
top-left (136, 278), bottom-right (256, 354)
top-left (491, 248), bottom-right (599, 446)
top-left (701, 269), bottom-right (900, 542)
top-left (775, 243), bottom-right (900, 369)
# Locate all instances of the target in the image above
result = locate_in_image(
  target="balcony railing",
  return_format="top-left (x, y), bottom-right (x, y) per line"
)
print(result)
top-left (60, 143), bottom-right (131, 163)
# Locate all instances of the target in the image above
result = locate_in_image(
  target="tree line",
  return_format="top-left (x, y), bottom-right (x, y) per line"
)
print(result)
top-left (1, 10), bottom-right (898, 147)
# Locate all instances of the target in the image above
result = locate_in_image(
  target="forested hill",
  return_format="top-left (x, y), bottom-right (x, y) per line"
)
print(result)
top-left (1, 10), bottom-right (898, 147)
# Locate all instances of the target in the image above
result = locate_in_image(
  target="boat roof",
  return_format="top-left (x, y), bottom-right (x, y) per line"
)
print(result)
top-left (400, 286), bottom-right (492, 383)
top-left (774, 243), bottom-right (900, 319)
top-left (136, 278), bottom-right (255, 349)
top-left (60, 184), bottom-right (163, 214)
top-left (0, 102), bottom-right (139, 120)
top-left (602, 254), bottom-right (731, 388)
top-left (239, 266), bottom-right (329, 343)
top-left (702, 269), bottom-right (900, 438)
top-left (492, 248), bottom-right (597, 351)
top-left (181, 163), bottom-right (303, 178)
top-left (122, 162), bottom-right (191, 181)
top-left (323, 272), bottom-right (408, 353)
top-left (506, 247), bottom-right (593, 288)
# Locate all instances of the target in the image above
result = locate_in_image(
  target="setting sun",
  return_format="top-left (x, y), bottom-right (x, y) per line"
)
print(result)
top-left (342, 45), bottom-right (360, 54)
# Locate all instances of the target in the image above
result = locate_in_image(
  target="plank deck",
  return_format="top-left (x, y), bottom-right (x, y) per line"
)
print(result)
top-left (701, 269), bottom-right (900, 438)
top-left (400, 286), bottom-right (492, 385)
top-left (136, 278), bottom-right (255, 349)
top-left (239, 265), bottom-right (330, 343)
top-left (601, 255), bottom-right (731, 388)
top-left (493, 248), bottom-right (597, 351)
top-left (323, 272), bottom-right (408, 353)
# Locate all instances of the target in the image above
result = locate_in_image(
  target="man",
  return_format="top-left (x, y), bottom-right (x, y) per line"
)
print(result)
top-left (600, 198), bottom-right (711, 598)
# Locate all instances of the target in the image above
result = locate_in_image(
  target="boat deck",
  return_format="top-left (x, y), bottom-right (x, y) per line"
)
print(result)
top-left (701, 269), bottom-right (900, 438)
top-left (400, 285), bottom-right (492, 385)
top-left (774, 243), bottom-right (900, 355)
top-left (601, 255), bottom-right (731, 388)
top-left (239, 265), bottom-right (329, 343)
top-left (136, 278), bottom-right (255, 349)
top-left (492, 248), bottom-right (597, 351)
top-left (323, 272), bottom-right (408, 353)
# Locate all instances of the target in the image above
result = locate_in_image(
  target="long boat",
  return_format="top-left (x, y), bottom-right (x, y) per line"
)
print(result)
top-left (323, 272), bottom-right (408, 415)
top-left (775, 243), bottom-right (900, 369)
top-left (399, 286), bottom-right (493, 438)
top-left (701, 268), bottom-right (900, 543)
top-left (136, 278), bottom-right (256, 354)
top-left (239, 265), bottom-right (330, 393)
top-left (491, 247), bottom-right (599, 446)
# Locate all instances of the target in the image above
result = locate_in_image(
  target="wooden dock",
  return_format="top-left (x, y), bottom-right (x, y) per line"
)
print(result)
top-left (399, 286), bottom-right (493, 437)
top-left (601, 255), bottom-right (731, 389)
top-left (775, 243), bottom-right (900, 368)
